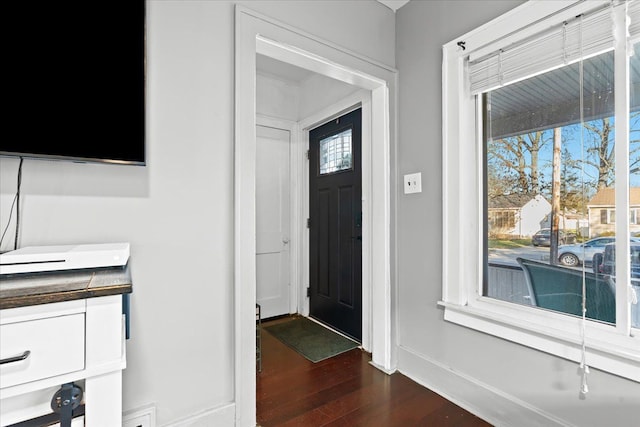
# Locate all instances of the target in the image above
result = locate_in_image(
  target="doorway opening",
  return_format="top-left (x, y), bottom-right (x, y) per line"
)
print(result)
top-left (255, 58), bottom-right (374, 346)
top-left (236, 6), bottom-right (396, 425)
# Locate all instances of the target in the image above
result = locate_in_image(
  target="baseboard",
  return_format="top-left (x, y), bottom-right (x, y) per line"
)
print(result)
top-left (161, 403), bottom-right (235, 427)
top-left (397, 346), bottom-right (571, 427)
top-left (368, 360), bottom-right (396, 375)
top-left (124, 403), bottom-right (156, 427)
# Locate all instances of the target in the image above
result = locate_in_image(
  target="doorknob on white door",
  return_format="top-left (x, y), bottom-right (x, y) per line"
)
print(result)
top-left (282, 238), bottom-right (290, 244)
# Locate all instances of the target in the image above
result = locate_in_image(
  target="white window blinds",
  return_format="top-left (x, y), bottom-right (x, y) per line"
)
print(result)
top-left (629, 0), bottom-right (640, 41)
top-left (468, 3), bottom-right (615, 95)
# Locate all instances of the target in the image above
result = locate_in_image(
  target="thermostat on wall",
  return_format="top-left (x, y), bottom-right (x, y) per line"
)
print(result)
top-left (0, 243), bottom-right (130, 275)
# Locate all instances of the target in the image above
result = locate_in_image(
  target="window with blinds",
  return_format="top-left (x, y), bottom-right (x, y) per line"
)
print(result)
top-left (479, 1), bottom-right (640, 328)
top-left (441, 0), bottom-right (640, 383)
top-left (468, 5), bottom-right (614, 95)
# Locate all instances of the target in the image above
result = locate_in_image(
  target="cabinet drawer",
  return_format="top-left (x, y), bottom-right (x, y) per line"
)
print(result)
top-left (0, 314), bottom-right (85, 389)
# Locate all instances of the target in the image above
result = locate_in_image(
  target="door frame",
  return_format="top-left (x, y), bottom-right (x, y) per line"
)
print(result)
top-left (235, 6), bottom-right (396, 426)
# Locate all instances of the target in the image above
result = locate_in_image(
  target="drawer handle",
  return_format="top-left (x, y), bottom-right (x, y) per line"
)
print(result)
top-left (0, 350), bottom-right (31, 365)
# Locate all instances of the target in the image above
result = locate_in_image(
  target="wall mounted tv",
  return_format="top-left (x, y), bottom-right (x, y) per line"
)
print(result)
top-left (1, 1), bottom-right (146, 166)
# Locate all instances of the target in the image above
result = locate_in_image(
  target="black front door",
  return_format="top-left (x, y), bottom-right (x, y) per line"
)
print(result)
top-left (308, 108), bottom-right (362, 341)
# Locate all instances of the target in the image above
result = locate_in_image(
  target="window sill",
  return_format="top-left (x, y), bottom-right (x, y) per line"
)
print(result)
top-left (438, 300), bottom-right (640, 382)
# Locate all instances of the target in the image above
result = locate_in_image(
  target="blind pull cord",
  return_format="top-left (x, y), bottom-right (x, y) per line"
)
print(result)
top-left (578, 12), bottom-right (590, 399)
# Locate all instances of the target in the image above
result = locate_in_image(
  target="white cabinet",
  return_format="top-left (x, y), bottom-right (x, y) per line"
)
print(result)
top-left (1, 314), bottom-right (85, 389)
top-left (0, 295), bottom-right (126, 427)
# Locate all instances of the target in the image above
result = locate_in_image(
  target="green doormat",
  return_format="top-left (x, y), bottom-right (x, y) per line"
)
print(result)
top-left (264, 317), bottom-right (359, 362)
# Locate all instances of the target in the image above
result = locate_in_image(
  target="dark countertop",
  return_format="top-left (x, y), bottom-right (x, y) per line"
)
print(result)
top-left (0, 264), bottom-right (132, 310)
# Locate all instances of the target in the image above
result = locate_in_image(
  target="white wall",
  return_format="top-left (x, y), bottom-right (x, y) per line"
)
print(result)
top-left (257, 70), bottom-right (360, 122)
top-left (396, 2), bottom-right (640, 426)
top-left (246, 0), bottom-right (395, 68)
top-left (0, 1), bottom-right (394, 425)
top-left (256, 72), bottom-right (300, 122)
top-left (520, 195), bottom-right (551, 237)
top-left (298, 74), bottom-right (361, 120)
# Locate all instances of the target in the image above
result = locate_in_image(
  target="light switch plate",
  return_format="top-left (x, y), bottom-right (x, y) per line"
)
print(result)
top-left (404, 172), bottom-right (422, 194)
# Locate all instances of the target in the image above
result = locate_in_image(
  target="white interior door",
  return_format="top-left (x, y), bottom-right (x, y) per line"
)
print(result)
top-left (256, 125), bottom-right (291, 319)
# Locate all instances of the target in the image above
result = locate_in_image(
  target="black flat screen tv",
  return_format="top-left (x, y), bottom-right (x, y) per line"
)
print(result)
top-left (2, 2), bottom-right (146, 165)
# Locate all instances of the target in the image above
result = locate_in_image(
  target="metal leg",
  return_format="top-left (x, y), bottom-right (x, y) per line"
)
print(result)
top-left (256, 304), bottom-right (262, 372)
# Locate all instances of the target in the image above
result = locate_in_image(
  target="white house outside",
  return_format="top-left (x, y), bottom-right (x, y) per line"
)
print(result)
top-left (587, 187), bottom-right (640, 237)
top-left (488, 194), bottom-right (551, 237)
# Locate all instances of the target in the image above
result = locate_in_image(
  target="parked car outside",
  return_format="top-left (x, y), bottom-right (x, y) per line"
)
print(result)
top-left (557, 236), bottom-right (617, 267)
top-left (595, 242), bottom-right (640, 328)
top-left (532, 228), bottom-right (570, 247)
top-left (596, 242), bottom-right (640, 278)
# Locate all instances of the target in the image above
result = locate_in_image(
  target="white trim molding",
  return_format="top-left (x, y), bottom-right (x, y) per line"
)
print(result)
top-left (397, 346), bottom-right (568, 427)
top-left (161, 403), bottom-right (235, 427)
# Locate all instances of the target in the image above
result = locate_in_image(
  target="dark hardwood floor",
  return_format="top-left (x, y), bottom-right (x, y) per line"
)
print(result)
top-left (257, 316), bottom-right (491, 426)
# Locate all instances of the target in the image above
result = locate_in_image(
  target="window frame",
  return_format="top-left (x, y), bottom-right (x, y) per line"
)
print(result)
top-left (488, 209), bottom-right (516, 230)
top-left (441, 0), bottom-right (639, 382)
top-left (318, 128), bottom-right (354, 175)
top-left (601, 209), bottom-right (616, 224)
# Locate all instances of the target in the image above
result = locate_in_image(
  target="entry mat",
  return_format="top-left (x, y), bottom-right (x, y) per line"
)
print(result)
top-left (264, 316), bottom-right (359, 362)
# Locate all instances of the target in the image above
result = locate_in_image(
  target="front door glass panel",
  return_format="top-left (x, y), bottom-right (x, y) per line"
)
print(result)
top-left (319, 129), bottom-right (352, 175)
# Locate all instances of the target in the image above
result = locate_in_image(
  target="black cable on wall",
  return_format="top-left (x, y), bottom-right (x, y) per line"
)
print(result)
top-left (0, 157), bottom-right (24, 251)
top-left (14, 157), bottom-right (24, 249)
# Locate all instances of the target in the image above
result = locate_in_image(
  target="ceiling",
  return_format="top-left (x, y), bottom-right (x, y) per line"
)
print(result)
top-left (489, 50), bottom-right (640, 139)
top-left (376, 0), bottom-right (410, 12)
top-left (256, 54), bottom-right (313, 83)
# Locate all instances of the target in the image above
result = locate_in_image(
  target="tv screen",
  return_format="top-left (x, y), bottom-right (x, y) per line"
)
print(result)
top-left (2, 2), bottom-right (146, 165)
